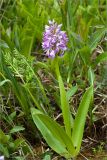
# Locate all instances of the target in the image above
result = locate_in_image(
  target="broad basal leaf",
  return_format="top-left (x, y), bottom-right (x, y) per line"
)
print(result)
top-left (31, 108), bottom-right (75, 158)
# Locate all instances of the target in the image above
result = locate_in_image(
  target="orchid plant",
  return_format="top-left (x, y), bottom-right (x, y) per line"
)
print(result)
top-left (31, 20), bottom-right (93, 159)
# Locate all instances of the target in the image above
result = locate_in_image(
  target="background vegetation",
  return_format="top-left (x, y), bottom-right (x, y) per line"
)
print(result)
top-left (0, 0), bottom-right (107, 159)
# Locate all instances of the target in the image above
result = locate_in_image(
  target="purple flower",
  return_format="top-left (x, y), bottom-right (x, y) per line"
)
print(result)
top-left (42, 20), bottom-right (68, 58)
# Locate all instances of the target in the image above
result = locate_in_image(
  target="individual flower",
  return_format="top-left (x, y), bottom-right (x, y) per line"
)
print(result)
top-left (42, 20), bottom-right (68, 58)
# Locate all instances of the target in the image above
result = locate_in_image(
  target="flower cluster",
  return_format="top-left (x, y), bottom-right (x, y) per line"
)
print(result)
top-left (42, 20), bottom-right (68, 58)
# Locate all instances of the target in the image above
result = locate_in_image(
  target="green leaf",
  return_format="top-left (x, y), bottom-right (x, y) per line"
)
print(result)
top-left (1, 31), bottom-right (14, 50)
top-left (43, 154), bottom-right (51, 160)
top-left (14, 138), bottom-right (25, 150)
top-left (8, 111), bottom-right (16, 121)
top-left (88, 67), bottom-right (95, 86)
top-left (0, 144), bottom-right (9, 158)
top-left (31, 108), bottom-right (75, 158)
top-left (72, 86), bottom-right (93, 155)
top-left (10, 126), bottom-right (25, 134)
top-left (0, 40), bottom-right (9, 48)
top-left (54, 57), bottom-right (74, 136)
top-left (79, 46), bottom-right (91, 65)
top-left (89, 28), bottom-right (107, 52)
top-left (67, 85), bottom-right (78, 101)
top-left (0, 129), bottom-right (10, 144)
top-left (95, 52), bottom-right (107, 65)
top-left (0, 79), bottom-right (11, 87)
top-left (58, 75), bottom-right (74, 136)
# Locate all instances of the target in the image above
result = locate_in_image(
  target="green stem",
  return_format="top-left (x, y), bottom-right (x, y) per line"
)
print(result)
top-left (54, 57), bottom-right (60, 78)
